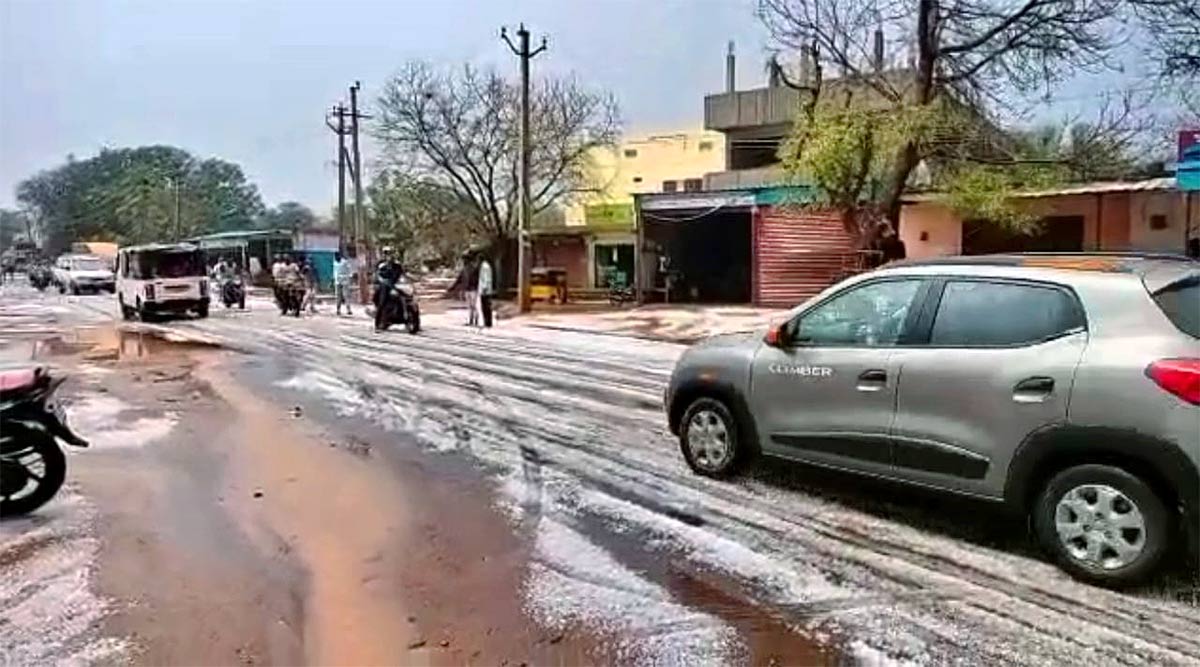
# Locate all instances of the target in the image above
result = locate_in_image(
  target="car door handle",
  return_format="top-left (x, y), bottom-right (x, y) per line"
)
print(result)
top-left (856, 369), bottom-right (887, 392)
top-left (1013, 377), bottom-right (1055, 403)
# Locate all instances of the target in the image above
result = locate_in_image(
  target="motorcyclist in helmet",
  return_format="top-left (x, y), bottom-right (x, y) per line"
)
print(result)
top-left (373, 246), bottom-right (405, 331)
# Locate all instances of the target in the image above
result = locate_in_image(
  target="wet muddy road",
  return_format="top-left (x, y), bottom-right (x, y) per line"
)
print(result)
top-left (2, 282), bottom-right (1199, 666)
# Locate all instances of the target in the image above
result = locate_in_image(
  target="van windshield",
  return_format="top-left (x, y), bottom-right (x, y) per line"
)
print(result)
top-left (131, 251), bottom-right (204, 279)
top-left (71, 258), bottom-right (106, 271)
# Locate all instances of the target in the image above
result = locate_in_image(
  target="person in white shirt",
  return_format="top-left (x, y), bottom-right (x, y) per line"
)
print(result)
top-left (333, 251), bottom-right (355, 316)
top-left (476, 254), bottom-right (494, 328)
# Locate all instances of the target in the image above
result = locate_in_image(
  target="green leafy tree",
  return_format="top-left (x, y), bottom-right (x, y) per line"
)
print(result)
top-left (15, 146), bottom-right (264, 253)
top-left (259, 201), bottom-right (319, 232)
top-left (367, 169), bottom-right (479, 269)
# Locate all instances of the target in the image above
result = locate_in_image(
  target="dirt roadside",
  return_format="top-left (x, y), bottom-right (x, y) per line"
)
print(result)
top-left (54, 332), bottom-right (603, 665)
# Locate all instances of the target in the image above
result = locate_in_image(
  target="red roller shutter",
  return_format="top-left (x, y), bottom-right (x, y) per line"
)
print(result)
top-left (754, 207), bottom-right (857, 307)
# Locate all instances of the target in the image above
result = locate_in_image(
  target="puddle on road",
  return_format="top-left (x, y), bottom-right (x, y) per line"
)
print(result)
top-left (577, 519), bottom-right (840, 665)
top-left (30, 326), bottom-right (219, 363)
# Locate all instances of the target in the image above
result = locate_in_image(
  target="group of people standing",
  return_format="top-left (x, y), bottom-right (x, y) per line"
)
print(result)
top-left (453, 249), bottom-right (494, 329)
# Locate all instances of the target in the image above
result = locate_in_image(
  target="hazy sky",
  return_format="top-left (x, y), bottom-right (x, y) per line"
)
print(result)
top-left (0, 0), bottom-right (774, 213)
top-left (0, 0), bottom-right (1149, 215)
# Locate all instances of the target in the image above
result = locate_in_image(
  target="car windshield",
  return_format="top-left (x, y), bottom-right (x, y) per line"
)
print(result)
top-left (71, 258), bottom-right (106, 271)
top-left (132, 251), bottom-right (204, 279)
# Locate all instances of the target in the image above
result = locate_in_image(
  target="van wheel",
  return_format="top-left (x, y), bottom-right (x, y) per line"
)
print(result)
top-left (196, 303), bottom-right (209, 319)
top-left (1033, 464), bottom-right (1171, 588)
top-left (679, 398), bottom-right (746, 478)
top-left (119, 295), bottom-right (133, 321)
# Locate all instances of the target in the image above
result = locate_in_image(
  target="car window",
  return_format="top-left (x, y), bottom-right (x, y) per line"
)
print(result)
top-left (791, 279), bottom-right (923, 347)
top-left (1152, 275), bottom-right (1199, 339)
top-left (930, 281), bottom-right (1083, 347)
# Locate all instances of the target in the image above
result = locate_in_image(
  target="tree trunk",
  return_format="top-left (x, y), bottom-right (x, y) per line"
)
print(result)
top-left (881, 0), bottom-right (938, 229)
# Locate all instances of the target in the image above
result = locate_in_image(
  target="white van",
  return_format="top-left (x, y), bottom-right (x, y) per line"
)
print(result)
top-left (116, 243), bottom-right (210, 320)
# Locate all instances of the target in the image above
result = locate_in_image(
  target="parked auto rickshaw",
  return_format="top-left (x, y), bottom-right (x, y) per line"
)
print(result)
top-left (530, 267), bottom-right (568, 304)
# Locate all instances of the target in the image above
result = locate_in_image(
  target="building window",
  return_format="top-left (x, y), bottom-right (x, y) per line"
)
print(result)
top-left (632, 176), bottom-right (643, 184)
top-left (1149, 214), bottom-right (1169, 230)
top-left (662, 180), bottom-right (678, 193)
top-left (698, 141), bottom-right (714, 152)
top-left (684, 178), bottom-right (703, 192)
top-left (623, 149), bottom-right (638, 159)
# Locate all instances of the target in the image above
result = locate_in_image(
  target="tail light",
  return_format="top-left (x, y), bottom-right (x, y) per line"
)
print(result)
top-left (1146, 358), bottom-right (1200, 405)
top-left (145, 284), bottom-right (156, 301)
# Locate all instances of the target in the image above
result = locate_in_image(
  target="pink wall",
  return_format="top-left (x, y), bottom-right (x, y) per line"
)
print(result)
top-left (899, 202), bottom-right (962, 258)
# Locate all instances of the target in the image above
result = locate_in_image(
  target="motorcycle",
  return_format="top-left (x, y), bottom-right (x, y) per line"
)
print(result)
top-left (1, 367), bottom-right (89, 517)
top-left (375, 277), bottom-right (421, 334)
top-left (275, 281), bottom-right (304, 317)
top-left (221, 277), bottom-right (246, 310)
top-left (28, 267), bottom-right (52, 292)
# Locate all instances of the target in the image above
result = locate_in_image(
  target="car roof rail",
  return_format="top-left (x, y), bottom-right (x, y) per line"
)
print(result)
top-left (895, 251), bottom-right (1197, 270)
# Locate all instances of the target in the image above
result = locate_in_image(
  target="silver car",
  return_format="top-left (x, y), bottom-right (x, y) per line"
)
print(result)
top-left (665, 253), bottom-right (1199, 587)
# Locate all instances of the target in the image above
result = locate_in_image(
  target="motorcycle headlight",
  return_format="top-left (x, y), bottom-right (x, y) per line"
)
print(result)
top-left (398, 283), bottom-right (415, 296)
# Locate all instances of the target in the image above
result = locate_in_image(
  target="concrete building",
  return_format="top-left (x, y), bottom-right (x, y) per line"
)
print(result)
top-left (900, 178), bottom-right (1200, 259)
top-left (534, 130), bottom-right (727, 292)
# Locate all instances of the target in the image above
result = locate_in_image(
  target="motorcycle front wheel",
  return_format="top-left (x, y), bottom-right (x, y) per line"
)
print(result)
top-left (1, 434), bottom-right (66, 517)
top-left (406, 306), bottom-right (421, 334)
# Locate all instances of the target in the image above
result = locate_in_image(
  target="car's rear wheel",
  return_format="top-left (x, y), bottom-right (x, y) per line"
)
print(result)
top-left (680, 398), bottom-right (745, 478)
top-left (1033, 464), bottom-right (1171, 587)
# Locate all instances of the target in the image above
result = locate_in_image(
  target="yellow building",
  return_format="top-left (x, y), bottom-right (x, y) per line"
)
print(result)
top-left (542, 130), bottom-right (725, 290)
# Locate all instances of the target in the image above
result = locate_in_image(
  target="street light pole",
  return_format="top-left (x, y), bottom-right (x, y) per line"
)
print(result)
top-left (502, 23), bottom-right (547, 313)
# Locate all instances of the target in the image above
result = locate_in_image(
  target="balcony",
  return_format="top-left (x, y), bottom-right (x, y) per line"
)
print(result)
top-left (704, 166), bottom-right (784, 191)
top-left (705, 87), bottom-right (803, 131)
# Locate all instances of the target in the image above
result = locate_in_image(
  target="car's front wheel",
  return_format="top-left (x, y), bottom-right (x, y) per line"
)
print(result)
top-left (679, 398), bottom-right (745, 478)
top-left (1033, 464), bottom-right (1171, 587)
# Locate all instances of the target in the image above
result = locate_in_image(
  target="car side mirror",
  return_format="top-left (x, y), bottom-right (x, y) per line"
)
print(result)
top-left (763, 323), bottom-right (789, 347)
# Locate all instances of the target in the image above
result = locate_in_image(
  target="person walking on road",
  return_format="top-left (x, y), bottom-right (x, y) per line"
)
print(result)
top-left (333, 251), bottom-right (355, 316)
top-left (300, 257), bottom-right (318, 314)
top-left (476, 253), bottom-right (494, 329)
top-left (461, 251), bottom-right (481, 327)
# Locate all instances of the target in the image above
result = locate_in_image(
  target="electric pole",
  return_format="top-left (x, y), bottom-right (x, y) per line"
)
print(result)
top-left (502, 23), bottom-right (547, 313)
top-left (173, 180), bottom-right (181, 242)
top-left (349, 81), bottom-right (372, 303)
top-left (326, 90), bottom-right (370, 302)
top-left (324, 104), bottom-right (348, 252)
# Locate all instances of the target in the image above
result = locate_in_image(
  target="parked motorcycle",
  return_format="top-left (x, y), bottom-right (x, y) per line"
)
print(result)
top-left (1, 367), bottom-right (89, 517)
top-left (221, 277), bottom-right (246, 310)
top-left (608, 284), bottom-right (634, 306)
top-left (375, 277), bottom-right (421, 334)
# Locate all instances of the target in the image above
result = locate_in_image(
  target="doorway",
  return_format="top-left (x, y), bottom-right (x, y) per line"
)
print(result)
top-left (644, 209), bottom-right (752, 303)
top-left (962, 216), bottom-right (1084, 255)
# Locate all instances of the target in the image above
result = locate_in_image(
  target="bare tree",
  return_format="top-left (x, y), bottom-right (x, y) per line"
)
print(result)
top-left (373, 62), bottom-right (620, 251)
top-left (759, 0), bottom-right (1123, 225)
top-left (1130, 0), bottom-right (1200, 79)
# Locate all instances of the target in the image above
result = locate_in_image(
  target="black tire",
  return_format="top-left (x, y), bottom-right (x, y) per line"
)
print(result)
top-left (1032, 464), bottom-right (1171, 588)
top-left (58, 283), bottom-right (66, 294)
top-left (196, 303), bottom-right (209, 319)
top-left (1, 435), bottom-right (67, 517)
top-left (238, 295), bottom-right (245, 310)
top-left (679, 397), bottom-right (747, 478)
top-left (118, 295), bottom-right (133, 321)
top-left (71, 283), bottom-right (80, 295)
top-left (406, 306), bottom-right (421, 334)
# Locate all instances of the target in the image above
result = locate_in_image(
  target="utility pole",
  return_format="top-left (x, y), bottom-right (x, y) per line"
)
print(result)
top-left (349, 81), bottom-right (372, 304)
top-left (326, 93), bottom-right (369, 301)
top-left (325, 104), bottom-right (348, 252)
top-left (502, 23), bottom-right (547, 313)
top-left (173, 181), bottom-right (181, 242)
